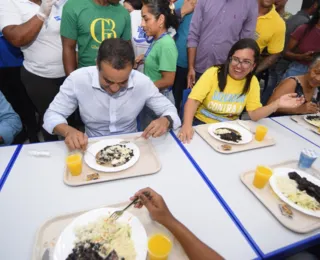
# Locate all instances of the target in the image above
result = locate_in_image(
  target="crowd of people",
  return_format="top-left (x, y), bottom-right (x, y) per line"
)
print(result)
top-left (0, 0), bottom-right (319, 147)
top-left (0, 0), bottom-right (320, 258)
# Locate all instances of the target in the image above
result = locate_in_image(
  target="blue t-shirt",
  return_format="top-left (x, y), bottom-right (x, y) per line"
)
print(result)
top-left (0, 33), bottom-right (23, 68)
top-left (175, 0), bottom-right (193, 68)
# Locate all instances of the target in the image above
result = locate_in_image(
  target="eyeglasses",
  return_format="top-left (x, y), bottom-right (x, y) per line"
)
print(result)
top-left (230, 56), bottom-right (253, 69)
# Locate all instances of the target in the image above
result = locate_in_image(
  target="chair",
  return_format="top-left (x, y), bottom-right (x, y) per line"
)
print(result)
top-left (180, 88), bottom-right (191, 119)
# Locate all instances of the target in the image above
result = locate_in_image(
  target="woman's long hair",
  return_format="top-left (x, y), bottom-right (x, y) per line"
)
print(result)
top-left (301, 6), bottom-right (320, 38)
top-left (141, 0), bottom-right (179, 30)
top-left (217, 38), bottom-right (260, 96)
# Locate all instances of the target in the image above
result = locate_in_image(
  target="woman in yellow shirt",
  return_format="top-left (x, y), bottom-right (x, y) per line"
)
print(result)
top-left (179, 38), bottom-right (304, 143)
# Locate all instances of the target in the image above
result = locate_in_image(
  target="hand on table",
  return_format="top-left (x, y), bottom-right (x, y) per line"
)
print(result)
top-left (131, 187), bottom-right (174, 226)
top-left (277, 93), bottom-right (305, 109)
top-left (298, 101), bottom-right (319, 114)
top-left (178, 124), bottom-right (194, 143)
top-left (38, 0), bottom-right (57, 18)
top-left (141, 117), bottom-right (170, 139)
top-left (64, 128), bottom-right (88, 151)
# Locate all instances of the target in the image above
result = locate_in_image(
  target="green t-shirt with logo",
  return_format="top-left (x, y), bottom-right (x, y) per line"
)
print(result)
top-left (144, 34), bottom-right (178, 82)
top-left (61, 0), bottom-right (131, 68)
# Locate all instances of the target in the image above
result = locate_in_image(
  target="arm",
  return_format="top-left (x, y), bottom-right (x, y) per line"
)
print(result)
top-left (154, 71), bottom-right (176, 90)
top-left (256, 53), bottom-right (281, 74)
top-left (0, 92), bottom-right (22, 145)
top-left (2, 17), bottom-right (44, 47)
top-left (132, 188), bottom-right (224, 260)
top-left (62, 37), bottom-right (77, 76)
top-left (284, 36), bottom-right (314, 62)
top-left (239, 1), bottom-right (258, 39)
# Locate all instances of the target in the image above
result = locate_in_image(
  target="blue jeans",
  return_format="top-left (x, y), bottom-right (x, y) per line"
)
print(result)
top-left (282, 61), bottom-right (309, 80)
top-left (139, 89), bottom-right (175, 130)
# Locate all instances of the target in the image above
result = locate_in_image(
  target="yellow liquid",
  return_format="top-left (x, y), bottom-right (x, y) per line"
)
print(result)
top-left (253, 166), bottom-right (273, 189)
top-left (255, 125), bottom-right (268, 141)
top-left (148, 234), bottom-right (172, 260)
top-left (66, 154), bottom-right (82, 176)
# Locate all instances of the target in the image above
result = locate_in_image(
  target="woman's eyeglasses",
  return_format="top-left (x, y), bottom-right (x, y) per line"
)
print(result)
top-left (230, 56), bottom-right (253, 69)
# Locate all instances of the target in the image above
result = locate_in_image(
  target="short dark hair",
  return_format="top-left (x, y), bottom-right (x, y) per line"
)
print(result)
top-left (124, 0), bottom-right (142, 10)
top-left (97, 38), bottom-right (135, 70)
top-left (217, 38), bottom-right (260, 96)
top-left (141, 0), bottom-right (179, 30)
top-left (301, 0), bottom-right (318, 10)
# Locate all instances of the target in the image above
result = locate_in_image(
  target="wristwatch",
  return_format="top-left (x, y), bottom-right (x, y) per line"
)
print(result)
top-left (164, 115), bottom-right (173, 130)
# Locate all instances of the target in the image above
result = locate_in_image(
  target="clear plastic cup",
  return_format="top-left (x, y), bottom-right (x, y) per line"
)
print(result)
top-left (298, 149), bottom-right (318, 169)
top-left (255, 125), bottom-right (268, 141)
top-left (253, 165), bottom-right (273, 189)
top-left (148, 234), bottom-right (172, 260)
top-left (66, 153), bottom-right (83, 176)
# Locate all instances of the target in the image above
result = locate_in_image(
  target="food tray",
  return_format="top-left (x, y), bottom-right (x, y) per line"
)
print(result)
top-left (195, 121), bottom-right (275, 154)
top-left (241, 160), bottom-right (320, 233)
top-left (291, 115), bottom-right (319, 135)
top-left (32, 202), bottom-right (188, 260)
top-left (64, 137), bottom-right (161, 186)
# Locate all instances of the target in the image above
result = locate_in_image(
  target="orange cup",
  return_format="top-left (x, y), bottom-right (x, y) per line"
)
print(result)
top-left (66, 153), bottom-right (82, 176)
top-left (253, 166), bottom-right (273, 189)
top-left (148, 234), bottom-right (172, 260)
top-left (255, 125), bottom-right (268, 141)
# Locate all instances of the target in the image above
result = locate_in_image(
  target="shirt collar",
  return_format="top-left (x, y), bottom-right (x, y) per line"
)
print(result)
top-left (296, 10), bottom-right (310, 20)
top-left (260, 5), bottom-right (277, 19)
top-left (91, 67), bottom-right (135, 90)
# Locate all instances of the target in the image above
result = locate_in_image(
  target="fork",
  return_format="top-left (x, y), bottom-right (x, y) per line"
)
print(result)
top-left (108, 197), bottom-right (140, 222)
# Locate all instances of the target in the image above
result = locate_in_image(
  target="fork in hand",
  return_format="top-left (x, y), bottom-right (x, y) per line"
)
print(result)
top-left (108, 197), bottom-right (140, 222)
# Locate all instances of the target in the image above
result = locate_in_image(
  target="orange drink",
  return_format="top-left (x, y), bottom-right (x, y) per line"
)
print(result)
top-left (66, 153), bottom-right (82, 176)
top-left (148, 234), bottom-right (172, 260)
top-left (255, 125), bottom-right (268, 141)
top-left (253, 166), bottom-right (273, 189)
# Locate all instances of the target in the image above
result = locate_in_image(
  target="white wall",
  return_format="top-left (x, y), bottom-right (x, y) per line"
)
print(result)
top-left (286, 0), bottom-right (303, 14)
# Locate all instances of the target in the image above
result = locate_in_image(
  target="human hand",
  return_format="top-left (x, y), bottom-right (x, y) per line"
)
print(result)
top-left (38, 0), bottom-right (57, 19)
top-left (181, 0), bottom-right (197, 17)
top-left (142, 117), bottom-right (170, 139)
top-left (299, 51), bottom-right (314, 62)
top-left (134, 54), bottom-right (144, 69)
top-left (178, 124), bottom-right (194, 143)
top-left (277, 93), bottom-right (305, 109)
top-left (298, 102), bottom-right (319, 114)
top-left (131, 187), bottom-right (174, 226)
top-left (187, 68), bottom-right (196, 89)
top-left (64, 128), bottom-right (88, 151)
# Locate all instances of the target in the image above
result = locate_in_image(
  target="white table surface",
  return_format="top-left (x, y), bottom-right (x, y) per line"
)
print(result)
top-left (178, 118), bottom-right (320, 257)
top-left (271, 116), bottom-right (320, 147)
top-left (0, 133), bottom-right (257, 260)
top-left (0, 145), bottom-right (18, 180)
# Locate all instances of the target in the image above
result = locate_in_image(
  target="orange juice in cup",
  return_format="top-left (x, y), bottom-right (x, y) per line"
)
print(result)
top-left (253, 166), bottom-right (273, 189)
top-left (148, 234), bottom-right (172, 260)
top-left (66, 153), bottom-right (82, 176)
top-left (255, 125), bottom-right (268, 141)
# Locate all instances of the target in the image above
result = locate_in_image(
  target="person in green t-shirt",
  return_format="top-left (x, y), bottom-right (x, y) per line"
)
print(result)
top-left (61, 0), bottom-right (131, 76)
top-left (135, 0), bottom-right (179, 129)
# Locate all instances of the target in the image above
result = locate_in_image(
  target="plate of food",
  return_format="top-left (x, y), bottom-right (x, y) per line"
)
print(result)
top-left (208, 123), bottom-right (253, 145)
top-left (53, 207), bottom-right (148, 260)
top-left (304, 114), bottom-right (320, 128)
top-left (269, 167), bottom-right (320, 218)
top-left (84, 139), bottom-right (140, 173)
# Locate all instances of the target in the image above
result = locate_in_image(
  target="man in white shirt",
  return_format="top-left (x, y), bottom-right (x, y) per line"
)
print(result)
top-left (43, 38), bottom-right (181, 151)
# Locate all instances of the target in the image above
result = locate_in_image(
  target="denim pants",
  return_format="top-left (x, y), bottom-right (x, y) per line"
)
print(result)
top-left (139, 89), bottom-right (175, 130)
top-left (282, 61), bottom-right (309, 80)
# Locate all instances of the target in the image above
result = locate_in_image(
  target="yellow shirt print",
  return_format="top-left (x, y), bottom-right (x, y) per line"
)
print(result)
top-left (90, 18), bottom-right (117, 43)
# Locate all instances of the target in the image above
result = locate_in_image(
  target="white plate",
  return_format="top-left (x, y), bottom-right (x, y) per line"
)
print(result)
top-left (84, 139), bottom-right (140, 173)
top-left (53, 207), bottom-right (148, 260)
top-left (304, 114), bottom-right (320, 128)
top-left (208, 122), bottom-right (253, 145)
top-left (269, 167), bottom-right (320, 218)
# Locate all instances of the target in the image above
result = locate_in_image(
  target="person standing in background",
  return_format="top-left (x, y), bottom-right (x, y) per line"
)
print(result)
top-left (172, 0), bottom-right (197, 112)
top-left (135, 0), bottom-right (179, 129)
top-left (0, 91), bottom-right (22, 146)
top-left (275, 0), bottom-right (292, 20)
top-left (187, 0), bottom-right (258, 88)
top-left (0, 0), bottom-right (67, 142)
top-left (61, 0), bottom-right (131, 76)
top-left (0, 35), bottom-right (39, 143)
top-left (255, 0), bottom-right (286, 76)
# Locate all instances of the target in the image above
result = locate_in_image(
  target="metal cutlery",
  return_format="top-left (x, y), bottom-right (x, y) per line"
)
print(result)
top-left (119, 136), bottom-right (145, 144)
top-left (107, 197), bottom-right (140, 222)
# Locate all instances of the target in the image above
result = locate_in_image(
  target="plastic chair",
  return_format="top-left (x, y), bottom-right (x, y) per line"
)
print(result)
top-left (180, 88), bottom-right (191, 119)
